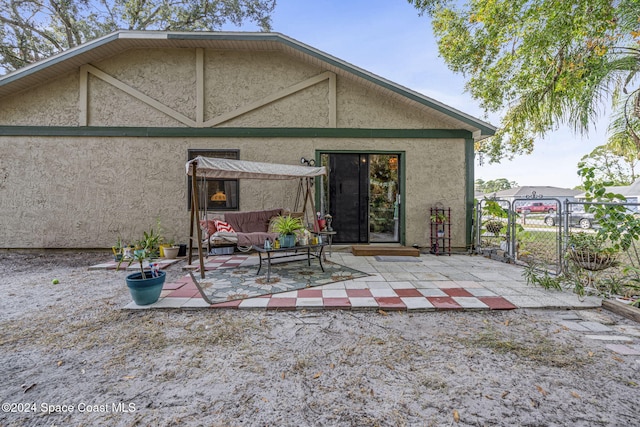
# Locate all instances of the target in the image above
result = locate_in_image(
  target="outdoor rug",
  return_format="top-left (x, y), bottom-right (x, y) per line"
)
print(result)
top-left (190, 259), bottom-right (369, 304)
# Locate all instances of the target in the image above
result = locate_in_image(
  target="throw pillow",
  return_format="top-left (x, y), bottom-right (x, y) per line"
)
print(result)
top-left (213, 219), bottom-right (236, 233)
top-left (199, 220), bottom-right (217, 238)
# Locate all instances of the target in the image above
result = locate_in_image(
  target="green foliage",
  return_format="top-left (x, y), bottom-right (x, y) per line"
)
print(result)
top-left (271, 215), bottom-right (304, 235)
top-left (430, 212), bottom-right (447, 223)
top-left (117, 224), bottom-right (164, 275)
top-left (482, 199), bottom-right (508, 219)
top-left (523, 262), bottom-right (563, 291)
top-left (579, 145), bottom-right (637, 186)
top-left (481, 199), bottom-right (509, 235)
top-left (566, 232), bottom-right (617, 256)
top-left (475, 178), bottom-right (518, 194)
top-left (0, 0), bottom-right (276, 74)
top-left (407, 0), bottom-right (640, 162)
top-left (578, 163), bottom-right (640, 258)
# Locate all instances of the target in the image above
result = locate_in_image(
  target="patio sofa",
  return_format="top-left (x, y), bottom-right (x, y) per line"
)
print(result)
top-left (200, 208), bottom-right (285, 249)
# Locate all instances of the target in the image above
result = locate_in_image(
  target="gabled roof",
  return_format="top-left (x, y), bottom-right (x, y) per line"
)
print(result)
top-left (0, 31), bottom-right (496, 139)
top-left (483, 186), bottom-right (582, 199)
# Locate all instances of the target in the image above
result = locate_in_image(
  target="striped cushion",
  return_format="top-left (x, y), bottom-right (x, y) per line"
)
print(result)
top-left (213, 219), bottom-right (235, 233)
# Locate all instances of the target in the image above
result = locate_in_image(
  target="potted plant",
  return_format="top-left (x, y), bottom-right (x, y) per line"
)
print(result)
top-left (430, 212), bottom-right (447, 224)
top-left (163, 239), bottom-right (180, 259)
top-left (112, 236), bottom-right (124, 261)
top-left (566, 232), bottom-right (618, 271)
top-left (117, 228), bottom-right (166, 305)
top-left (141, 226), bottom-right (162, 258)
top-left (271, 215), bottom-right (304, 248)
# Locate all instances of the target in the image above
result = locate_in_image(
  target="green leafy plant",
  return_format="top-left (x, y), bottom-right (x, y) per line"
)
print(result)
top-left (117, 225), bottom-right (164, 276)
top-left (481, 199), bottom-right (508, 235)
top-left (112, 236), bottom-right (124, 260)
top-left (523, 261), bottom-right (563, 291)
top-left (482, 199), bottom-right (508, 219)
top-left (141, 227), bottom-right (162, 258)
top-left (579, 164), bottom-right (640, 259)
top-left (430, 212), bottom-right (447, 223)
top-left (566, 232), bottom-right (618, 271)
top-left (271, 215), bottom-right (304, 235)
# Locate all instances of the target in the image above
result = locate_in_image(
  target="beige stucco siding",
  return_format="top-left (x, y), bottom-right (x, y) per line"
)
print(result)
top-left (203, 50), bottom-right (323, 120)
top-left (335, 78), bottom-right (455, 129)
top-left (0, 48), bottom-right (454, 129)
top-left (93, 48), bottom-right (197, 120)
top-left (0, 72), bottom-right (80, 126)
top-left (0, 43), bottom-right (477, 250)
top-left (0, 135), bottom-right (466, 249)
top-left (88, 76), bottom-right (188, 127)
top-left (220, 84), bottom-right (330, 127)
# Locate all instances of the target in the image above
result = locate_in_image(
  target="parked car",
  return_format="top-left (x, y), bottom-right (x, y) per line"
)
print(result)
top-left (515, 202), bottom-right (557, 214)
top-left (543, 210), bottom-right (598, 229)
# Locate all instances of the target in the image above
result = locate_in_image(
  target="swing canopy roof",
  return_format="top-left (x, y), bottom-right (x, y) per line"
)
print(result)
top-left (186, 156), bottom-right (326, 180)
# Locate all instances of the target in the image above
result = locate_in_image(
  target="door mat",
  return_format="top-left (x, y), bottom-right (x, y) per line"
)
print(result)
top-left (190, 259), bottom-right (369, 304)
top-left (374, 256), bottom-right (423, 262)
top-left (351, 245), bottom-right (420, 257)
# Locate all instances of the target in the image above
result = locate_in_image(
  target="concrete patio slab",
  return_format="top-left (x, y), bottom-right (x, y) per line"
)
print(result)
top-left (123, 252), bottom-right (603, 312)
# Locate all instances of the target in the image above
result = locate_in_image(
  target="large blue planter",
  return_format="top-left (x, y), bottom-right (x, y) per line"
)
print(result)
top-left (280, 234), bottom-right (296, 248)
top-left (125, 270), bottom-right (166, 305)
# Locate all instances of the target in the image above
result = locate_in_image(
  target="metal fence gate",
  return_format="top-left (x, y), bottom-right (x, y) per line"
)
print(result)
top-left (475, 196), bottom-right (564, 274)
top-left (475, 196), bottom-right (640, 275)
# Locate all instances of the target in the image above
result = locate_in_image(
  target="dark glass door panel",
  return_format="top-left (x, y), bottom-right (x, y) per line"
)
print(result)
top-left (328, 154), bottom-right (368, 243)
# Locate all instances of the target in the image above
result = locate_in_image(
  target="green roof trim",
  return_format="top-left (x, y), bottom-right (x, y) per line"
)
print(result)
top-left (0, 126), bottom-right (474, 139)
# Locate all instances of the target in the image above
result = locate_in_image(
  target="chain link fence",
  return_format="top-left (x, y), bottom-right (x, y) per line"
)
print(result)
top-left (475, 196), bottom-right (640, 302)
top-left (476, 197), bottom-right (640, 270)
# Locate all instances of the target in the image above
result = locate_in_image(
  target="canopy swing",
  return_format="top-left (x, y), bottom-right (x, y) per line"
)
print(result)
top-left (185, 156), bottom-right (327, 279)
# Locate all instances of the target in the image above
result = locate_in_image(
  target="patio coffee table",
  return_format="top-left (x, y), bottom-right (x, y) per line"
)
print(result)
top-left (253, 243), bottom-right (326, 282)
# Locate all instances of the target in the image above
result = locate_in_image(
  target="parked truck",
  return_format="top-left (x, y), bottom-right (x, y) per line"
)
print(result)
top-left (515, 202), bottom-right (557, 214)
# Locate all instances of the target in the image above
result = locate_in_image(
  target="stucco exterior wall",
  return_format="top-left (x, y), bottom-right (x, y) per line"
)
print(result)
top-left (0, 45), bottom-right (473, 249)
top-left (335, 78), bottom-right (456, 129)
top-left (0, 72), bottom-right (80, 126)
top-left (0, 135), bottom-right (466, 249)
top-left (0, 48), bottom-right (454, 129)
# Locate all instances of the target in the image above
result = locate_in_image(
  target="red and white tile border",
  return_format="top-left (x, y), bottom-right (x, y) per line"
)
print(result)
top-left (124, 253), bottom-right (602, 311)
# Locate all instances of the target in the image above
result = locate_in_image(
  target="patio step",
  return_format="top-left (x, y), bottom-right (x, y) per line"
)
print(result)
top-left (351, 245), bottom-right (420, 257)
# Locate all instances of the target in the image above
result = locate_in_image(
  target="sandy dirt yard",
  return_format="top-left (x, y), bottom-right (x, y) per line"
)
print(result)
top-left (0, 250), bottom-right (639, 427)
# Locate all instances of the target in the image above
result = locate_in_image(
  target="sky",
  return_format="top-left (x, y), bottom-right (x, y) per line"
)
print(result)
top-left (227, 0), bottom-right (611, 189)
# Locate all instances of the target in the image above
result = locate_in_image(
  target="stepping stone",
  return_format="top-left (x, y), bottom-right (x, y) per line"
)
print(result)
top-left (578, 321), bottom-right (613, 333)
top-left (559, 321), bottom-right (591, 332)
top-left (558, 313), bottom-right (583, 321)
top-left (576, 309), bottom-right (617, 325)
top-left (605, 344), bottom-right (640, 355)
top-left (585, 335), bottom-right (633, 342)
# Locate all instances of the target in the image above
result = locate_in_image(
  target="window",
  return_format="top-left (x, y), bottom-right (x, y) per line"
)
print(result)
top-left (187, 149), bottom-right (239, 211)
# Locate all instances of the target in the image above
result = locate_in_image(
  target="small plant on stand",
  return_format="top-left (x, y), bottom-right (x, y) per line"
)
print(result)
top-left (430, 212), bottom-right (447, 224)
